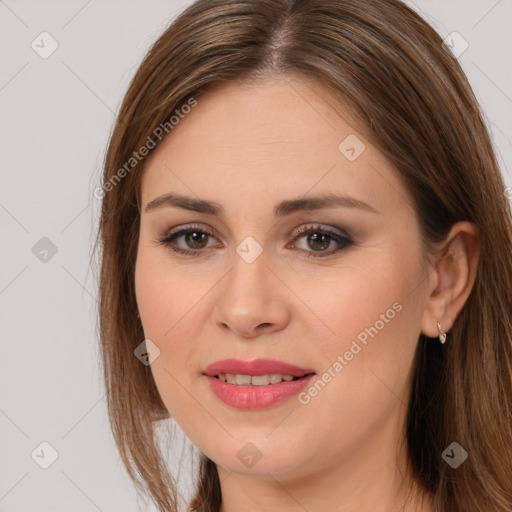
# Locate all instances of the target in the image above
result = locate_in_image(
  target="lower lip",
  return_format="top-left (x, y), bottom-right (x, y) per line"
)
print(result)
top-left (203, 374), bottom-right (316, 410)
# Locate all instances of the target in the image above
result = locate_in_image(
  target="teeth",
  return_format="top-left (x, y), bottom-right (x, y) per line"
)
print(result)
top-left (236, 374), bottom-right (252, 386)
top-left (217, 373), bottom-right (298, 385)
top-left (249, 374), bottom-right (270, 386)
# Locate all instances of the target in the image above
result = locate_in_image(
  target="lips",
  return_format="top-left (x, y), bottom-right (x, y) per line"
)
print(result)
top-left (202, 358), bottom-right (317, 409)
top-left (203, 358), bottom-right (315, 378)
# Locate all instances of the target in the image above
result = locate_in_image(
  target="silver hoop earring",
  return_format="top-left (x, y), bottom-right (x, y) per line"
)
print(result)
top-left (437, 321), bottom-right (447, 344)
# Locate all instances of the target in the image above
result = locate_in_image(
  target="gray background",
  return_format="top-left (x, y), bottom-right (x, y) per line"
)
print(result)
top-left (0, 1), bottom-right (510, 511)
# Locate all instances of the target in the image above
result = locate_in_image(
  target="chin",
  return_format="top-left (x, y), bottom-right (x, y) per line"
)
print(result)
top-left (204, 436), bottom-right (314, 480)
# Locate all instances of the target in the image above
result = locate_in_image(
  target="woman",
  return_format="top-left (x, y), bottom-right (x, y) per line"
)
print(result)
top-left (94, 0), bottom-right (512, 511)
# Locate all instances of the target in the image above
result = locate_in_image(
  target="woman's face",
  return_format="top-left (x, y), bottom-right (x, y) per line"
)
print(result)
top-left (135, 76), bottom-right (433, 480)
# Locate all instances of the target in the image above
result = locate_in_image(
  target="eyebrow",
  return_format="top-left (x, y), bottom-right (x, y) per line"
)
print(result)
top-left (145, 192), bottom-right (379, 216)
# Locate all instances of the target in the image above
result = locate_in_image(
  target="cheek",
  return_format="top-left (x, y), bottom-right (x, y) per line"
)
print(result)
top-left (134, 245), bottom-right (209, 341)
top-left (134, 249), bottom-right (217, 420)
top-left (292, 251), bottom-right (422, 406)
top-left (290, 254), bottom-right (413, 347)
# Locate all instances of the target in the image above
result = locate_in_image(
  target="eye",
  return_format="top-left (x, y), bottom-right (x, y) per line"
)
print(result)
top-left (288, 224), bottom-right (354, 258)
top-left (157, 223), bottom-right (354, 258)
top-left (157, 224), bottom-right (220, 257)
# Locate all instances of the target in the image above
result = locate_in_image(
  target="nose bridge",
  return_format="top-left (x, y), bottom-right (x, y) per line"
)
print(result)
top-left (225, 240), bottom-right (273, 308)
top-left (212, 239), bottom-right (290, 337)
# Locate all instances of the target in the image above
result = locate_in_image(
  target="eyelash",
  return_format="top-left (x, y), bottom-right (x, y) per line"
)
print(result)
top-left (156, 223), bottom-right (354, 259)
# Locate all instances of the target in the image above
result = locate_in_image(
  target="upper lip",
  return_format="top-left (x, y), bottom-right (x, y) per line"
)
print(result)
top-left (203, 358), bottom-right (316, 377)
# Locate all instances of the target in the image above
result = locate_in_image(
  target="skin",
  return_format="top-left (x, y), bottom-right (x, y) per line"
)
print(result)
top-left (134, 75), bottom-right (480, 512)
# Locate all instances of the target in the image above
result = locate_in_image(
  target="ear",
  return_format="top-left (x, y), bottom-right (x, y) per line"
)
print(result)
top-left (421, 221), bottom-right (481, 338)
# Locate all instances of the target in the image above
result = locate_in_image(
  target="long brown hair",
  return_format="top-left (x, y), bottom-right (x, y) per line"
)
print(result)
top-left (93, 1), bottom-right (512, 510)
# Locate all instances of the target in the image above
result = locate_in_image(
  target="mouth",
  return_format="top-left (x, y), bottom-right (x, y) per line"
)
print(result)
top-left (202, 358), bottom-right (317, 409)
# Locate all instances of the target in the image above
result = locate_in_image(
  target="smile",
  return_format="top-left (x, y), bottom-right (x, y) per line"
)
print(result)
top-left (202, 358), bottom-right (317, 409)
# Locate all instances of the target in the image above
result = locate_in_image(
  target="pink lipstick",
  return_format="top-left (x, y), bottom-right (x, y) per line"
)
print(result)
top-left (203, 358), bottom-right (316, 409)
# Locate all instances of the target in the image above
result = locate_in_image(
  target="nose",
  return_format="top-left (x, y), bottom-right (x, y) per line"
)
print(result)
top-left (212, 249), bottom-right (291, 339)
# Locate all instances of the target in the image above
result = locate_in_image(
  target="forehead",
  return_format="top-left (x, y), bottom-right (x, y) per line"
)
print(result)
top-left (140, 77), bottom-right (412, 219)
